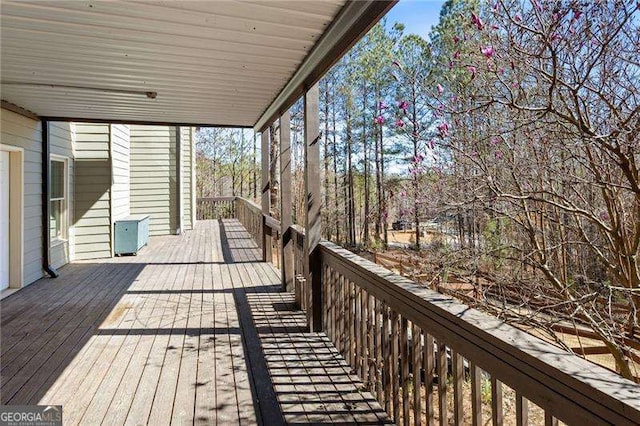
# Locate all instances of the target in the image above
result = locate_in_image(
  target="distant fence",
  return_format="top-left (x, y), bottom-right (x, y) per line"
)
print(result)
top-left (196, 197), bottom-right (235, 220)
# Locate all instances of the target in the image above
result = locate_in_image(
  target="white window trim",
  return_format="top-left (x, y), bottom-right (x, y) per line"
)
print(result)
top-left (0, 144), bottom-right (24, 290)
top-left (50, 154), bottom-right (69, 245)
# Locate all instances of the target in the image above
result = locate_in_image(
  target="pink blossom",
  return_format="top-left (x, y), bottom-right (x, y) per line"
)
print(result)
top-left (379, 101), bottom-right (389, 110)
top-left (494, 150), bottom-right (503, 160)
top-left (599, 212), bottom-right (609, 221)
top-left (373, 115), bottom-right (384, 125)
top-left (428, 140), bottom-right (435, 149)
top-left (481, 46), bottom-right (494, 59)
top-left (514, 14), bottom-right (522, 22)
top-left (437, 84), bottom-right (444, 94)
top-left (395, 118), bottom-right (405, 128)
top-left (437, 121), bottom-right (449, 137)
top-left (490, 137), bottom-right (500, 145)
top-left (453, 35), bottom-right (460, 43)
top-left (467, 66), bottom-right (477, 75)
top-left (453, 51), bottom-right (460, 59)
top-left (471, 12), bottom-right (484, 30)
top-left (398, 100), bottom-right (409, 111)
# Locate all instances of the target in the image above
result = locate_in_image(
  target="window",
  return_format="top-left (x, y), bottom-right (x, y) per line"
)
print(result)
top-left (50, 158), bottom-right (67, 241)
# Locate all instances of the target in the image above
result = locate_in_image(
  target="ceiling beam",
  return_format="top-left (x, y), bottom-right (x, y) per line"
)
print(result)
top-left (1, 100), bottom-right (40, 121)
top-left (39, 116), bottom-right (251, 129)
top-left (253, 0), bottom-right (397, 133)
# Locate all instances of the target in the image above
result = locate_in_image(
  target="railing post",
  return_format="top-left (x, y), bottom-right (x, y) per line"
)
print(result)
top-left (260, 128), bottom-right (270, 262)
top-left (280, 111), bottom-right (294, 292)
top-left (304, 83), bottom-right (322, 331)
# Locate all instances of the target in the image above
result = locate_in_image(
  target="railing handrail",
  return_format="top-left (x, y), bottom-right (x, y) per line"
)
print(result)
top-left (197, 196), bottom-right (236, 202)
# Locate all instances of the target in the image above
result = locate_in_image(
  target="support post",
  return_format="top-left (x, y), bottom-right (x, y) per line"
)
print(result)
top-left (176, 126), bottom-right (183, 235)
top-left (261, 128), bottom-right (270, 262)
top-left (280, 111), bottom-right (293, 292)
top-left (303, 84), bottom-right (322, 331)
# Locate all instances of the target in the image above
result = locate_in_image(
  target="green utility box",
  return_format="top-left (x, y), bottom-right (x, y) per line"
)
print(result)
top-left (114, 215), bottom-right (150, 256)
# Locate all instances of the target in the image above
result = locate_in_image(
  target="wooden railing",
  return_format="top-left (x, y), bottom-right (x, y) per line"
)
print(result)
top-left (234, 197), bottom-right (281, 270)
top-left (235, 197), bottom-right (262, 246)
top-left (291, 225), bottom-right (309, 312)
top-left (196, 197), bottom-right (235, 220)
top-left (223, 197), bottom-right (640, 425)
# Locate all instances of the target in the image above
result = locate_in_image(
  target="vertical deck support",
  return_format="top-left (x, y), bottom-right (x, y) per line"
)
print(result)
top-left (261, 128), bottom-right (270, 262)
top-left (176, 126), bottom-right (183, 235)
top-left (303, 83), bottom-right (322, 331)
top-left (280, 111), bottom-right (294, 292)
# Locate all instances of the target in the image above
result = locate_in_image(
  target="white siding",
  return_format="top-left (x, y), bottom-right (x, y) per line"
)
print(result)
top-left (49, 121), bottom-right (75, 268)
top-left (0, 109), bottom-right (43, 286)
top-left (73, 124), bottom-right (112, 260)
top-left (110, 124), bottom-right (130, 221)
top-left (130, 125), bottom-right (177, 236)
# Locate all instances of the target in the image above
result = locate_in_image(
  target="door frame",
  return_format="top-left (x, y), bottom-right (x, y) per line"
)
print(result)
top-left (0, 144), bottom-right (24, 289)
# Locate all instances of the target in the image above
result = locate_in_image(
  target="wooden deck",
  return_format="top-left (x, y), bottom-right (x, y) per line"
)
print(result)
top-left (0, 219), bottom-right (388, 425)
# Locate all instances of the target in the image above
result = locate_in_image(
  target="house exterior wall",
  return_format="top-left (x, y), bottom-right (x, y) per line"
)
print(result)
top-left (49, 121), bottom-right (75, 268)
top-left (0, 112), bottom-right (196, 286)
top-left (0, 109), bottom-right (43, 287)
top-left (129, 125), bottom-right (177, 236)
top-left (73, 123), bottom-right (112, 260)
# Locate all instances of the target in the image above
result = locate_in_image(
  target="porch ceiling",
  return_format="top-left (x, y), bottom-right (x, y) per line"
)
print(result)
top-left (0, 1), bottom-right (393, 128)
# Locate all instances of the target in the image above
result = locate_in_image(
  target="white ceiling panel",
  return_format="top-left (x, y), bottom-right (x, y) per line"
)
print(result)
top-left (0, 0), bottom-right (346, 126)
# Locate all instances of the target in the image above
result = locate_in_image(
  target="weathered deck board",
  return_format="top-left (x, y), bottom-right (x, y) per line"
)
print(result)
top-left (0, 219), bottom-right (388, 425)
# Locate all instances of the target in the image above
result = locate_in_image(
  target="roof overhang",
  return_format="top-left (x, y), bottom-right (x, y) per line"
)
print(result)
top-left (253, 0), bottom-right (395, 132)
top-left (1, 1), bottom-right (396, 128)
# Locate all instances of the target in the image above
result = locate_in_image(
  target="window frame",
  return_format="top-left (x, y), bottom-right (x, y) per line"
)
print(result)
top-left (49, 155), bottom-right (69, 244)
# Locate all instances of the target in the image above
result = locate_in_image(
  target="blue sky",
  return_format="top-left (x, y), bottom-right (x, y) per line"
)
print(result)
top-left (384, 0), bottom-right (445, 40)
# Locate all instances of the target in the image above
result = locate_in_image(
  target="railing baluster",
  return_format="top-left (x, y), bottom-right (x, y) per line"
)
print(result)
top-left (470, 362), bottom-right (482, 426)
top-left (356, 285), bottom-right (362, 377)
top-left (375, 298), bottom-right (384, 404)
top-left (413, 323), bottom-right (422, 426)
top-left (437, 342), bottom-right (447, 426)
top-left (516, 392), bottom-right (528, 426)
top-left (425, 333), bottom-right (435, 426)
top-left (384, 303), bottom-right (392, 415)
top-left (401, 317), bottom-right (410, 426)
top-left (349, 280), bottom-right (356, 369)
top-left (392, 310), bottom-right (400, 422)
top-left (360, 288), bottom-right (367, 381)
top-left (491, 376), bottom-right (503, 426)
top-left (544, 412), bottom-right (558, 426)
top-left (453, 350), bottom-right (464, 425)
